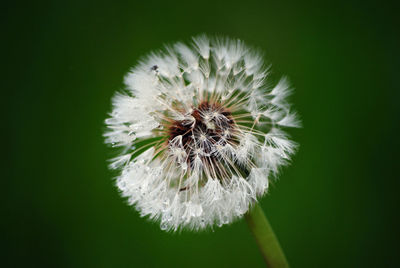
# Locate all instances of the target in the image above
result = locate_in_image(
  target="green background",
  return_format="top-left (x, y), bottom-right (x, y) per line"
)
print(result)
top-left (4, 0), bottom-right (399, 267)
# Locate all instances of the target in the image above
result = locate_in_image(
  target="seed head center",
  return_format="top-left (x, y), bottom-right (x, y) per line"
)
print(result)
top-left (168, 101), bottom-right (235, 169)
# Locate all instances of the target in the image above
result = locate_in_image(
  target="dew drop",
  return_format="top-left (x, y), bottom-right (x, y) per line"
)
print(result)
top-left (160, 222), bottom-right (169, 231)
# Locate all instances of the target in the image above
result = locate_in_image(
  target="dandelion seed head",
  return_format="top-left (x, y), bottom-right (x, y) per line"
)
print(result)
top-left (104, 35), bottom-right (300, 231)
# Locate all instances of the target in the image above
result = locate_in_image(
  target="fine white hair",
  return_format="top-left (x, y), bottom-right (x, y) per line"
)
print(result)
top-left (105, 35), bottom-right (300, 231)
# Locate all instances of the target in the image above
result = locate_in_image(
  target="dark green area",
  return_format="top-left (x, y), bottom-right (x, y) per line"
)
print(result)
top-left (3, 0), bottom-right (399, 267)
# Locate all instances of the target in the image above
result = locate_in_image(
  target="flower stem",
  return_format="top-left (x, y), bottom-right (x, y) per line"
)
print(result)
top-left (245, 203), bottom-right (289, 268)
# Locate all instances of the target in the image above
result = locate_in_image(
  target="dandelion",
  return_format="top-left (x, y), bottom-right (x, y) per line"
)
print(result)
top-left (104, 35), bottom-right (300, 233)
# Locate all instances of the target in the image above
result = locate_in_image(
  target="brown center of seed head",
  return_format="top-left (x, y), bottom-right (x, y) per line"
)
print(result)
top-left (168, 101), bottom-right (235, 169)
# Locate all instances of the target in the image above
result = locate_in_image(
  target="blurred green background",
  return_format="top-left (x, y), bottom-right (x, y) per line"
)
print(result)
top-left (3, 0), bottom-right (399, 267)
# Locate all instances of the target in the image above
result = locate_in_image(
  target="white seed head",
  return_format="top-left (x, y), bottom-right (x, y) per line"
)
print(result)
top-left (104, 35), bottom-right (300, 231)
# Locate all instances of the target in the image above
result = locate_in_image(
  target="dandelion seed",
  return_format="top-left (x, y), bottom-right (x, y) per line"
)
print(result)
top-left (104, 35), bottom-right (300, 231)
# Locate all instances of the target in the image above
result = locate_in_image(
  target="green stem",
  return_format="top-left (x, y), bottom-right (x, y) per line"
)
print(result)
top-left (245, 203), bottom-right (289, 268)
